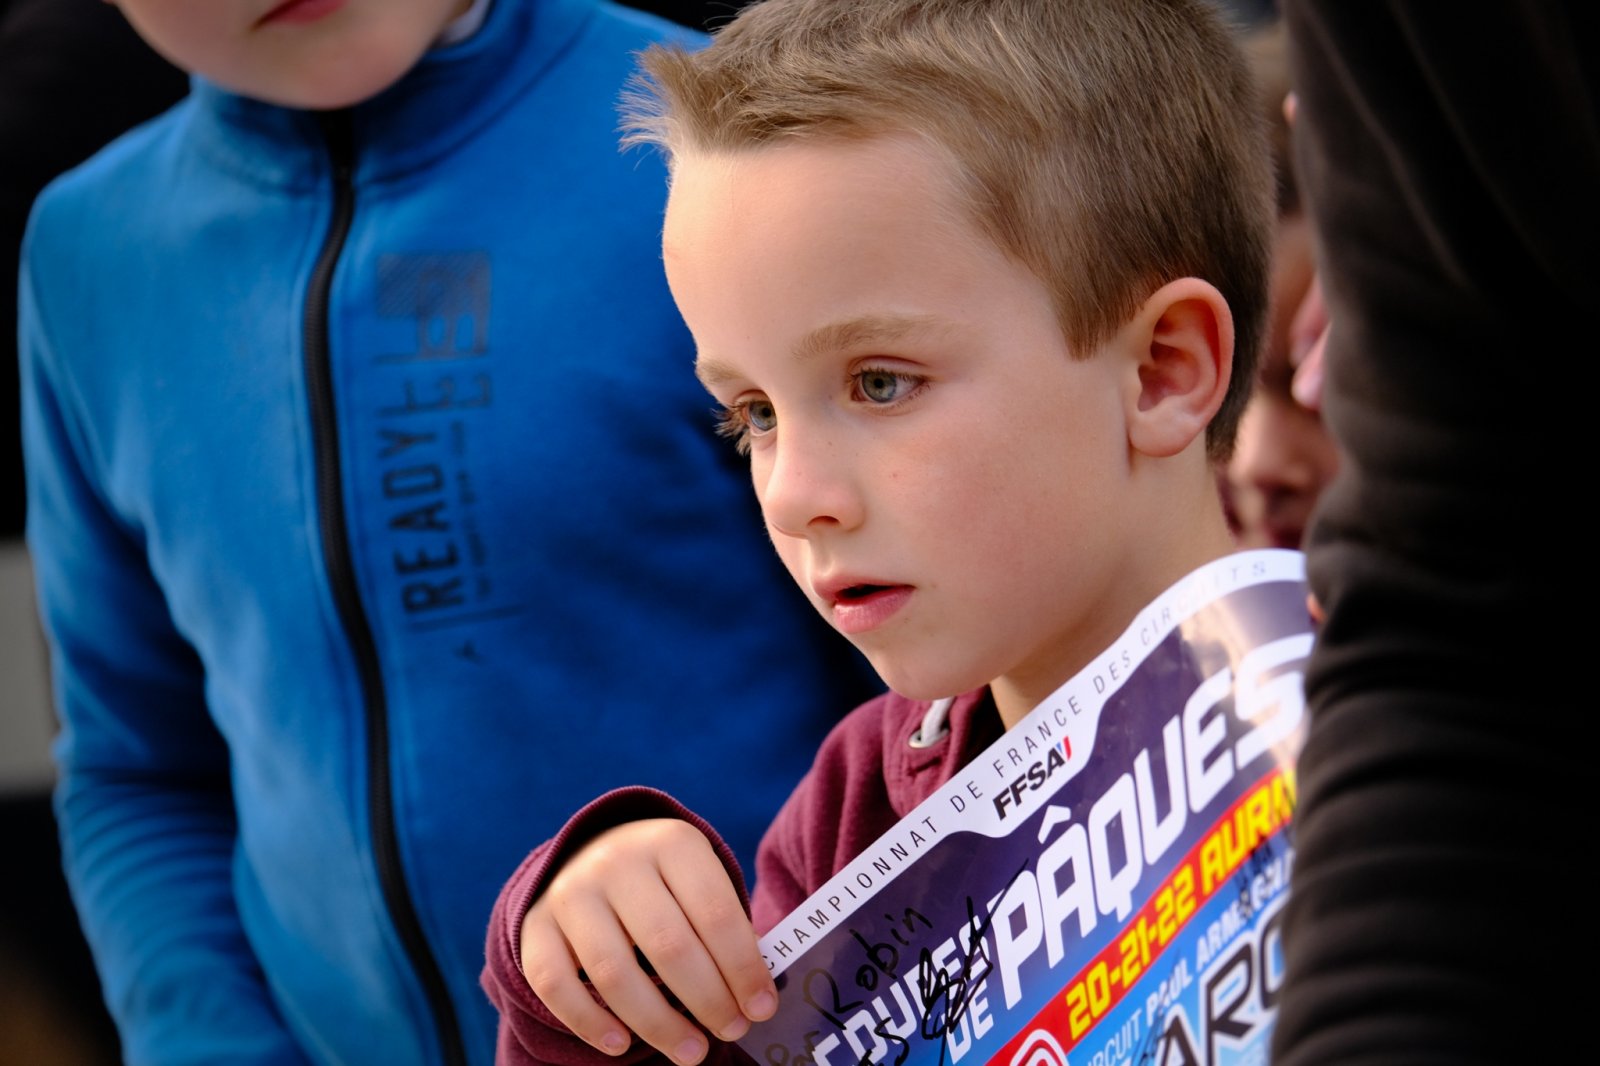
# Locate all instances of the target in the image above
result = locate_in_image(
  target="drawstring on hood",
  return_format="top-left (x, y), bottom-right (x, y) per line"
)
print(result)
top-left (908, 696), bottom-right (954, 748)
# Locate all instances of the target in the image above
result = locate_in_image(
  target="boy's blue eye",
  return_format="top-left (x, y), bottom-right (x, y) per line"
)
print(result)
top-left (855, 368), bottom-right (920, 404)
top-left (713, 398), bottom-right (777, 456)
top-left (746, 399), bottom-right (777, 431)
top-left (859, 370), bottom-right (901, 402)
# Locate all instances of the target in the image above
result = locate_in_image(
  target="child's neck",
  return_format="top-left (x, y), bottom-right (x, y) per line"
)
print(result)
top-left (989, 495), bottom-right (1237, 730)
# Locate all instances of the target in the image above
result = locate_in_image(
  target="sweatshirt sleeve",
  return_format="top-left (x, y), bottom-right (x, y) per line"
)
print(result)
top-left (750, 692), bottom-right (905, 937)
top-left (482, 787), bottom-right (757, 1066)
top-left (19, 221), bottom-right (312, 1064)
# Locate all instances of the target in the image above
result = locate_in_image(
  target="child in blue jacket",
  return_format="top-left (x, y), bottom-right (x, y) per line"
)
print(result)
top-left (18, 1), bottom-right (876, 1063)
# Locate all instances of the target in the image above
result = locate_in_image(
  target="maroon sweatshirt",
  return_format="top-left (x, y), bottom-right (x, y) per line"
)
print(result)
top-left (483, 688), bottom-right (1004, 1066)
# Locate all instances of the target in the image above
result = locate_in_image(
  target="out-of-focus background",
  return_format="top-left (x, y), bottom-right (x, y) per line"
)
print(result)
top-left (2, 3), bottom-right (188, 1062)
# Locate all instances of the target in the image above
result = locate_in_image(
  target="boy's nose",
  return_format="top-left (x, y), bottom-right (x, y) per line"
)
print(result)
top-left (757, 427), bottom-right (864, 539)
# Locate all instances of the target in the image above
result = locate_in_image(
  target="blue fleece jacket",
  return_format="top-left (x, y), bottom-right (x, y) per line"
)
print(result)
top-left (18, 2), bottom-right (878, 1063)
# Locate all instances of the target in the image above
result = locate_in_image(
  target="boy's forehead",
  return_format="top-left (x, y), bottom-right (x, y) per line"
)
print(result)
top-left (663, 133), bottom-right (994, 314)
top-left (662, 132), bottom-right (972, 262)
top-left (663, 131), bottom-right (1097, 396)
top-left (661, 150), bottom-right (743, 250)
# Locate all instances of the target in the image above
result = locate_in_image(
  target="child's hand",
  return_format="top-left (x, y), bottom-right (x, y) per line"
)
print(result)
top-left (519, 818), bottom-right (778, 1065)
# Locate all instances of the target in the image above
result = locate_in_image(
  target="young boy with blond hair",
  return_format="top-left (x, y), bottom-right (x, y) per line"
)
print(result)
top-left (482, 0), bottom-right (1274, 1063)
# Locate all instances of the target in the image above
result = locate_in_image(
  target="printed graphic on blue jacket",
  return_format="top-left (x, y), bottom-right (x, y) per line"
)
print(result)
top-left (372, 251), bottom-right (516, 632)
top-left (741, 550), bottom-right (1310, 1066)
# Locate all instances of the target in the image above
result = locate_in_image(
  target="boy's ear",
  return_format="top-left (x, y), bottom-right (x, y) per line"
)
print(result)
top-left (1121, 278), bottom-right (1233, 459)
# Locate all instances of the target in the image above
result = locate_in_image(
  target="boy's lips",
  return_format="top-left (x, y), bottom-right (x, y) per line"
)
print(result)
top-left (815, 576), bottom-right (914, 636)
top-left (257, 0), bottom-right (346, 26)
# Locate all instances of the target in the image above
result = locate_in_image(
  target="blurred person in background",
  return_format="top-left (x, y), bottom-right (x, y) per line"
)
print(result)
top-left (2, 2), bottom-right (186, 1063)
top-left (1222, 19), bottom-right (1340, 552)
top-left (1273, 2), bottom-right (1591, 1060)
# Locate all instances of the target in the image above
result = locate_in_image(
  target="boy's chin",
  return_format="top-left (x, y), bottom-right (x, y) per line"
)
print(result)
top-left (213, 55), bottom-right (419, 111)
top-left (871, 658), bottom-right (981, 705)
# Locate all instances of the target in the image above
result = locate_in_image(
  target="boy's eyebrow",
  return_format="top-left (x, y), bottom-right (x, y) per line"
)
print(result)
top-left (695, 313), bottom-right (949, 388)
top-left (796, 313), bottom-right (946, 361)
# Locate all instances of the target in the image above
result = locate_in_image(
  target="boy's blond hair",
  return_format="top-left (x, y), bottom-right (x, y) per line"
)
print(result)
top-left (624, 0), bottom-right (1272, 459)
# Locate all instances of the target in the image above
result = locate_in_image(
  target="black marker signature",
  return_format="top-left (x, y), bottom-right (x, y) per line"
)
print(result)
top-left (772, 865), bottom-right (1028, 1066)
top-left (914, 863), bottom-right (1028, 1066)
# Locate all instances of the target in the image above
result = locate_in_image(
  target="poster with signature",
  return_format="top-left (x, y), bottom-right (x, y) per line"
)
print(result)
top-left (740, 550), bottom-right (1311, 1066)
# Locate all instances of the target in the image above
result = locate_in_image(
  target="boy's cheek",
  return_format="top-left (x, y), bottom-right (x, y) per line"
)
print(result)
top-left (766, 534), bottom-right (838, 628)
top-left (766, 531), bottom-right (808, 588)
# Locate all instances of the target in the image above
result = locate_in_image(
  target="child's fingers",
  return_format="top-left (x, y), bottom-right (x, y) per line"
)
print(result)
top-left (613, 874), bottom-right (752, 1047)
top-left (519, 907), bottom-right (634, 1057)
top-left (661, 847), bottom-right (778, 1027)
top-left (519, 818), bottom-right (767, 1065)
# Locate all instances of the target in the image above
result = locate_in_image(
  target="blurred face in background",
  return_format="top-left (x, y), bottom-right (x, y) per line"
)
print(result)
top-left (110, 0), bottom-right (472, 109)
top-left (1224, 213), bottom-right (1340, 550)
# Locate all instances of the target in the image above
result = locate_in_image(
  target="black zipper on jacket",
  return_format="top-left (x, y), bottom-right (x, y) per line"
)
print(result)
top-left (305, 108), bottom-right (468, 1066)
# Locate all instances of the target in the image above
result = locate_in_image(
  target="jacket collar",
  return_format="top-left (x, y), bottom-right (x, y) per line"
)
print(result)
top-left (185, 0), bottom-right (593, 190)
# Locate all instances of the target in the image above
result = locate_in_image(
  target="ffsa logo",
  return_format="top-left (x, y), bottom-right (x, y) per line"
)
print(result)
top-left (993, 739), bottom-right (1072, 819)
